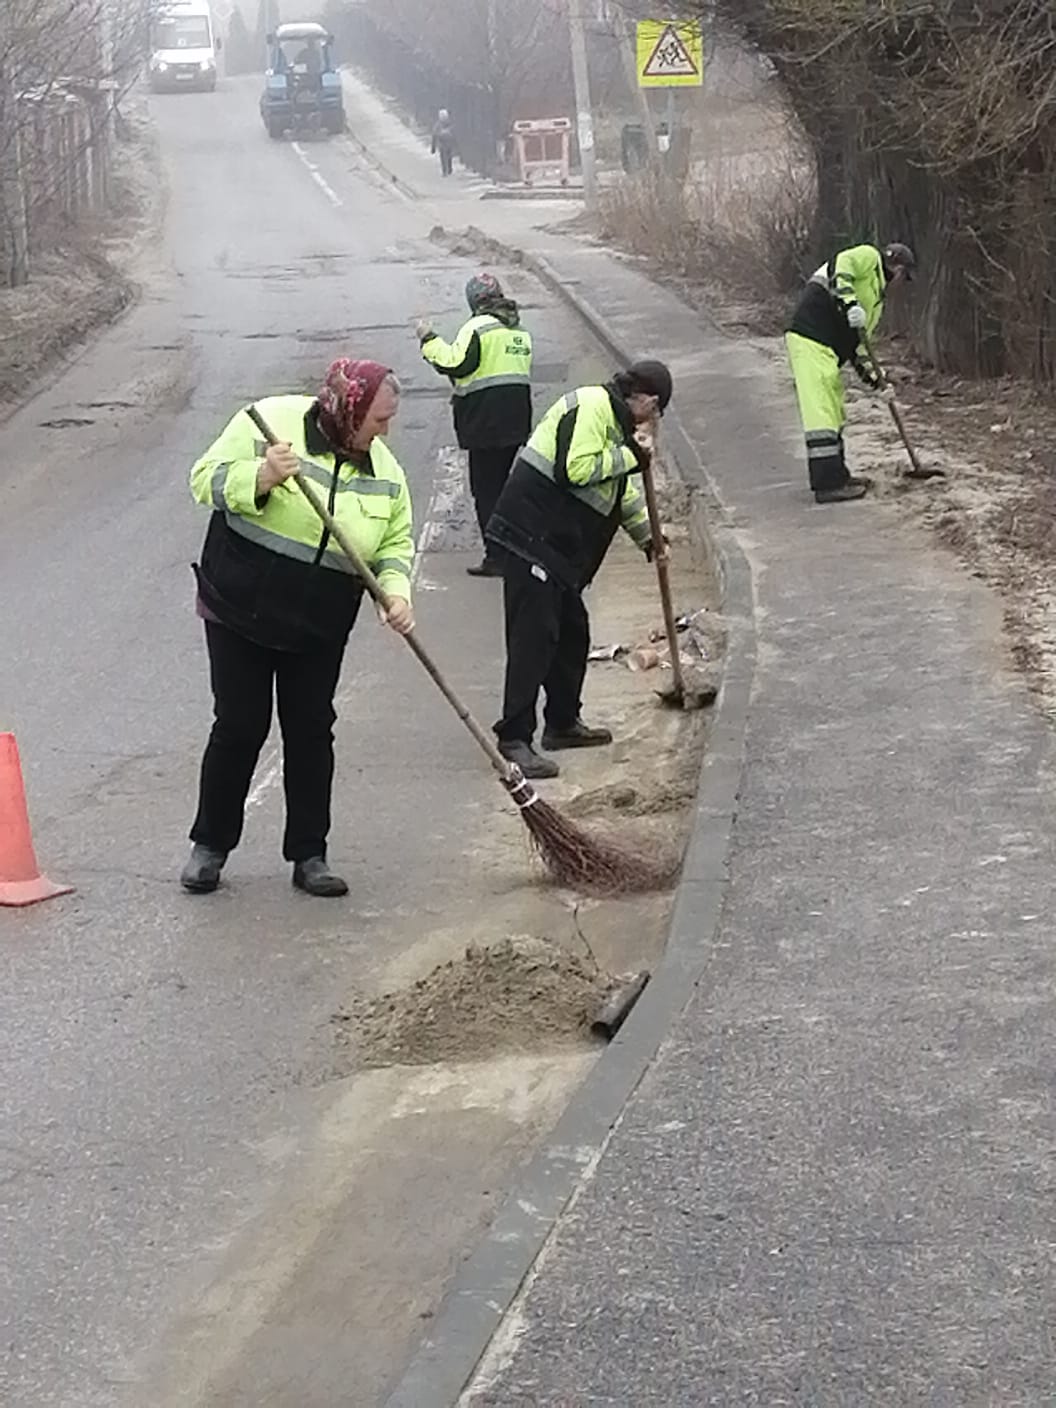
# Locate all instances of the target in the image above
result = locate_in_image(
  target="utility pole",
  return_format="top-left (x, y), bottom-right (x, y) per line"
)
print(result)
top-left (567, 0), bottom-right (597, 211)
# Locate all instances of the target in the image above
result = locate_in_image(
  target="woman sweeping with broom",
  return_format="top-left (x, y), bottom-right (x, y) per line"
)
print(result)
top-left (224, 365), bottom-right (674, 898)
top-left (181, 359), bottom-right (414, 898)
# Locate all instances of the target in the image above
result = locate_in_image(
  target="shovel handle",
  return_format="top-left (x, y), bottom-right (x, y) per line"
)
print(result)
top-left (243, 404), bottom-right (519, 783)
top-left (638, 432), bottom-right (686, 697)
top-left (858, 331), bottom-right (935, 478)
top-left (884, 397), bottom-right (929, 477)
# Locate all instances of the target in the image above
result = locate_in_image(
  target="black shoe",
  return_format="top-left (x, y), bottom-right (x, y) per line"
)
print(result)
top-left (542, 719), bottom-right (613, 750)
top-left (292, 856), bottom-right (349, 898)
top-left (815, 477), bottom-right (872, 504)
top-left (180, 844), bottom-right (226, 894)
top-left (498, 739), bottom-right (560, 779)
top-left (466, 557), bottom-right (503, 578)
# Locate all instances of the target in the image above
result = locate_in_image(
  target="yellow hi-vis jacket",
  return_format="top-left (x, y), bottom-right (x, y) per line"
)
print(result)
top-left (810, 243), bottom-right (887, 336)
top-left (190, 396), bottom-right (413, 650)
top-left (487, 385), bottom-right (651, 589)
top-left (421, 313), bottom-right (532, 395)
top-left (522, 387), bottom-right (650, 541)
top-left (421, 313), bottom-right (533, 449)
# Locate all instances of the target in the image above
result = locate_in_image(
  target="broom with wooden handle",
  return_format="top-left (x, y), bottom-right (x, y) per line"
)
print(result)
top-left (245, 405), bottom-right (669, 895)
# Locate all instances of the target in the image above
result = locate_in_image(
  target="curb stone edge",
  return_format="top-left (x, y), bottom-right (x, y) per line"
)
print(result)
top-left (381, 246), bottom-right (758, 1408)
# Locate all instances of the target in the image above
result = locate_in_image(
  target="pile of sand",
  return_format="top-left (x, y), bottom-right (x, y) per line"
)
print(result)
top-left (564, 779), bottom-right (697, 819)
top-left (333, 937), bottom-right (615, 1069)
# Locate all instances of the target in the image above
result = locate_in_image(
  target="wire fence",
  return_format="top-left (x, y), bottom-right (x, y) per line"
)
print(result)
top-left (328, 4), bottom-right (501, 176)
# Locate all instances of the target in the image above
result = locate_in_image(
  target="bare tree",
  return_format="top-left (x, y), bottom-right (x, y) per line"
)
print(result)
top-left (1, 0), bottom-right (155, 286)
top-left (651, 0), bottom-right (1056, 382)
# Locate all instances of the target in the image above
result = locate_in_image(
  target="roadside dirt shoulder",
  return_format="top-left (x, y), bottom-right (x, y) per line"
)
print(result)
top-left (0, 96), bottom-right (163, 421)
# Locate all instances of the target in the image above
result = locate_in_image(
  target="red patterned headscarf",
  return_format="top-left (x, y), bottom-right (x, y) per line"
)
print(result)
top-left (317, 358), bottom-right (391, 452)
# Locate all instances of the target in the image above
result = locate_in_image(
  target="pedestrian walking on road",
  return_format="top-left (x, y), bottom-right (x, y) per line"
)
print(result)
top-left (786, 241), bottom-right (916, 504)
top-left (431, 108), bottom-right (457, 176)
top-left (181, 359), bottom-right (415, 898)
top-left (417, 271), bottom-right (533, 577)
top-left (486, 360), bottom-right (672, 779)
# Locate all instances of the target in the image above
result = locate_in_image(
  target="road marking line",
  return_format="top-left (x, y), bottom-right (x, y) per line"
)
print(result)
top-left (291, 141), bottom-right (343, 209)
top-left (245, 447), bottom-right (466, 811)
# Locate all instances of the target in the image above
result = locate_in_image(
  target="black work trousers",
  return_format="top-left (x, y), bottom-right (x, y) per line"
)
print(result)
top-left (468, 445), bottom-right (518, 547)
top-left (190, 620), bottom-right (348, 862)
top-left (496, 556), bottom-right (589, 744)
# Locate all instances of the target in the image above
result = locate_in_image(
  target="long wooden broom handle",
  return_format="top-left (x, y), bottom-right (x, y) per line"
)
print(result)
top-left (244, 405), bottom-right (517, 783)
top-left (638, 431), bottom-right (686, 696)
top-left (858, 330), bottom-right (929, 477)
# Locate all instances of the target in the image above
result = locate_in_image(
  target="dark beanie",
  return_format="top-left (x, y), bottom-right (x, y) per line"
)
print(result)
top-left (627, 359), bottom-right (673, 411)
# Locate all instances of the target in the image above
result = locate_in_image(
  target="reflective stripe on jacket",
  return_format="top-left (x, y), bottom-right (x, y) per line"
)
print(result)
top-left (421, 314), bottom-right (533, 395)
top-left (787, 243), bottom-right (887, 369)
top-left (421, 315), bottom-right (533, 450)
top-left (190, 394), bottom-right (414, 603)
top-left (521, 387), bottom-right (649, 542)
top-left (486, 384), bottom-right (650, 589)
top-left (811, 243), bottom-right (886, 335)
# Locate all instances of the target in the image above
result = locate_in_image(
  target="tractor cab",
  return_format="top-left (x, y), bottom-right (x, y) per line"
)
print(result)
top-left (260, 22), bottom-right (345, 139)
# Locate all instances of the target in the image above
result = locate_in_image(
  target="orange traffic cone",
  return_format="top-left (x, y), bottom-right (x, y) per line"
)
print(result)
top-left (0, 733), bottom-right (74, 907)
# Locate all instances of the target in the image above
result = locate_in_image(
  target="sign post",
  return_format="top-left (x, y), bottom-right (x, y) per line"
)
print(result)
top-left (635, 18), bottom-right (702, 179)
top-left (569, 0), bottom-right (598, 209)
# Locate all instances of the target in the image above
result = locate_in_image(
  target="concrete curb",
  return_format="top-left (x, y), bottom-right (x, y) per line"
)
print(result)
top-left (340, 125), bottom-right (420, 204)
top-left (382, 250), bottom-right (757, 1407)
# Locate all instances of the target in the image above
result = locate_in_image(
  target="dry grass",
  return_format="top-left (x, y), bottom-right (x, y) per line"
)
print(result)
top-left (596, 101), bottom-right (814, 335)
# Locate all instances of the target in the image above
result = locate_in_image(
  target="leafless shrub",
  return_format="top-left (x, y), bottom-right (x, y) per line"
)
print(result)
top-left (598, 139), bottom-right (815, 328)
top-left (671, 0), bottom-right (1056, 383)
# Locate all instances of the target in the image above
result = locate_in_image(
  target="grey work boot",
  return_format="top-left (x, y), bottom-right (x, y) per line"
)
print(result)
top-left (180, 844), bottom-right (227, 894)
top-left (815, 476), bottom-right (872, 504)
top-left (292, 856), bottom-right (349, 898)
top-left (499, 739), bottom-right (560, 780)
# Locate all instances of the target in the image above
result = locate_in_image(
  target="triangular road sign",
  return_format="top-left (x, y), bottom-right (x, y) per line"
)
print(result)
top-left (642, 23), bottom-right (699, 78)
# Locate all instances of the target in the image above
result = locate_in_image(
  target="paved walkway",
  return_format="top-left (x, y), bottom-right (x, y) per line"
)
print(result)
top-left (344, 75), bottom-right (1056, 1404)
top-left (465, 261), bottom-right (1056, 1405)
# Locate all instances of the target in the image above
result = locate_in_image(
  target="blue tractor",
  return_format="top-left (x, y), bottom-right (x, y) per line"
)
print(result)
top-left (260, 22), bottom-right (345, 139)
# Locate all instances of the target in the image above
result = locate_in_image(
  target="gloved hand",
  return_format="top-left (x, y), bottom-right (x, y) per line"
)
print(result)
top-left (415, 318), bottom-right (435, 342)
top-left (879, 382), bottom-right (897, 403)
top-left (644, 533), bottom-right (669, 563)
top-left (846, 303), bottom-right (867, 330)
top-left (853, 358), bottom-right (881, 391)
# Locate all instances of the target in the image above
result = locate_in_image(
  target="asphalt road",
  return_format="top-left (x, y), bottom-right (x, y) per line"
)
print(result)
top-left (0, 80), bottom-right (604, 1406)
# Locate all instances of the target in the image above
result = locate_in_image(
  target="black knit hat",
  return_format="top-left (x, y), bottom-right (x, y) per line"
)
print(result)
top-left (626, 359), bottom-right (673, 411)
top-left (883, 242), bottom-right (916, 281)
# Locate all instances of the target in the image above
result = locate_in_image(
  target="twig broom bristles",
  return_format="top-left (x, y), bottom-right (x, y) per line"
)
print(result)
top-left (245, 406), bottom-right (670, 896)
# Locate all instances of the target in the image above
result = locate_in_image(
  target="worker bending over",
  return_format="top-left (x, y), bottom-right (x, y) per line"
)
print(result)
top-left (486, 360), bottom-right (672, 779)
top-left (786, 241), bottom-right (916, 503)
top-left (418, 272), bottom-right (533, 576)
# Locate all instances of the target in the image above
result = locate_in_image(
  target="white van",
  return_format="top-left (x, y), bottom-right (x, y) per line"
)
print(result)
top-left (149, 0), bottom-right (220, 93)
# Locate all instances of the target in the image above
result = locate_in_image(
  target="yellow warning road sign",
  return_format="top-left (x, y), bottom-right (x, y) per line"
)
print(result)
top-left (636, 19), bottom-right (703, 88)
